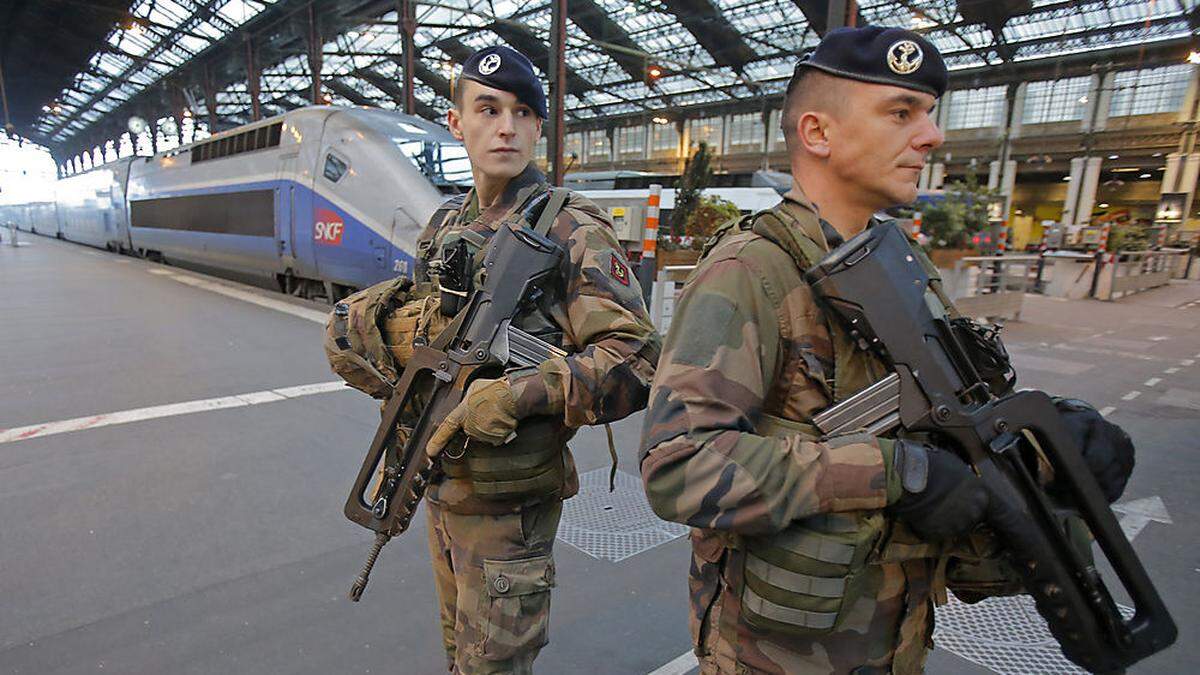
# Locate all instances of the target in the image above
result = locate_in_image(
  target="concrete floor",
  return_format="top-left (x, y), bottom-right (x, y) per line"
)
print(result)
top-left (1, 234), bottom-right (1196, 674)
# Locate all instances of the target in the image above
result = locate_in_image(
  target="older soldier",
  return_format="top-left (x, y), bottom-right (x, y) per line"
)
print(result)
top-left (639, 26), bottom-right (1133, 674)
top-left (396, 46), bottom-right (657, 674)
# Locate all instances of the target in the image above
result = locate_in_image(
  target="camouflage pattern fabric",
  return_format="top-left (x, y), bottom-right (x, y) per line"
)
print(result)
top-left (416, 163), bottom-right (661, 514)
top-left (640, 189), bottom-right (957, 674)
top-left (413, 163), bottom-right (659, 672)
top-left (426, 498), bottom-right (561, 674)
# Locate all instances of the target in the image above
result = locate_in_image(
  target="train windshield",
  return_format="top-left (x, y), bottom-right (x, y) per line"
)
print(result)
top-left (394, 139), bottom-right (472, 188)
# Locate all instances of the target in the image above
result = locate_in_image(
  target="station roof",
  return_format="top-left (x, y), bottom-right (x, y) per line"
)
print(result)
top-left (3, 0), bottom-right (1197, 157)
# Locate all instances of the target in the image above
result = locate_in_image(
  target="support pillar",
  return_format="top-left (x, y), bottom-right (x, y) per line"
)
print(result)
top-left (930, 162), bottom-right (945, 190)
top-left (398, 0), bottom-right (416, 115)
top-left (202, 64), bottom-right (219, 133)
top-left (307, 3), bottom-right (324, 104)
top-left (246, 38), bottom-right (262, 121)
top-left (1156, 66), bottom-right (1200, 242)
top-left (1063, 156), bottom-right (1102, 226)
top-left (546, 0), bottom-right (566, 186)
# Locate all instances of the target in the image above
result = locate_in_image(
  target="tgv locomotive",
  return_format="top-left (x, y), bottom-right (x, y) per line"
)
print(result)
top-left (1, 106), bottom-right (469, 300)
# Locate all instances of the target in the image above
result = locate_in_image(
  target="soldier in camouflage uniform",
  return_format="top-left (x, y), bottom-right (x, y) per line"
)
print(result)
top-left (639, 28), bottom-right (1003, 674)
top-left (404, 46), bottom-right (659, 674)
top-left (639, 26), bottom-right (1137, 674)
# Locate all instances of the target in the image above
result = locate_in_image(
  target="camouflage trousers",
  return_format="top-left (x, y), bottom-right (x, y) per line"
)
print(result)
top-left (425, 498), bottom-right (562, 674)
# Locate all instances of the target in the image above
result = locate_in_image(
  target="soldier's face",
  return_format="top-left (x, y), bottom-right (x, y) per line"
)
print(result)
top-left (448, 80), bottom-right (543, 183)
top-left (829, 83), bottom-right (943, 207)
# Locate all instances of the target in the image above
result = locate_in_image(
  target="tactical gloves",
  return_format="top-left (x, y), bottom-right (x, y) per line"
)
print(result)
top-left (426, 378), bottom-right (520, 457)
top-left (1051, 397), bottom-right (1135, 503)
top-left (888, 440), bottom-right (990, 541)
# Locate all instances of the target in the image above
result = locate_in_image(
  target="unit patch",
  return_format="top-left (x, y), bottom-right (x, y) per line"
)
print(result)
top-left (314, 208), bottom-right (345, 245)
top-left (610, 252), bottom-right (630, 286)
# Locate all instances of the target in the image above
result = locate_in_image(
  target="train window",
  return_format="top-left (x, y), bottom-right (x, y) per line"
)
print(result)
top-left (323, 154), bottom-right (348, 182)
top-left (268, 123), bottom-right (282, 146)
top-left (235, 133), bottom-right (247, 154)
top-left (255, 127), bottom-right (269, 149)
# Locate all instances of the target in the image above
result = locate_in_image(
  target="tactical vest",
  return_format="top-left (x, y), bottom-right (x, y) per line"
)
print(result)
top-left (420, 186), bottom-right (573, 507)
top-left (708, 203), bottom-right (952, 637)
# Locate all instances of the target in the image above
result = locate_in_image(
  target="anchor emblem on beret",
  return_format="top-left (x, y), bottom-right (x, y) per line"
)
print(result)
top-left (479, 53), bottom-right (502, 75)
top-left (886, 40), bottom-right (923, 75)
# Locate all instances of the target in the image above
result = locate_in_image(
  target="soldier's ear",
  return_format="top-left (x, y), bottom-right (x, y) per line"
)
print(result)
top-left (796, 110), bottom-right (831, 159)
top-left (447, 107), bottom-right (465, 141)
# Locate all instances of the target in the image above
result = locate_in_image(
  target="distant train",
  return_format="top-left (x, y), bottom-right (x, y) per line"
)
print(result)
top-left (0, 106), bottom-right (469, 301)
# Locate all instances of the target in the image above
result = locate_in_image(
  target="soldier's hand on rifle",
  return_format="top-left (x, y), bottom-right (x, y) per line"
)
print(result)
top-left (1051, 397), bottom-right (1136, 503)
top-left (888, 440), bottom-right (990, 541)
top-left (426, 378), bottom-right (519, 457)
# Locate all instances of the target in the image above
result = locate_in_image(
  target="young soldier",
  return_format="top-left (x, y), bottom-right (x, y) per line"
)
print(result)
top-left (638, 27), bottom-right (1134, 674)
top-left (344, 46), bottom-right (660, 674)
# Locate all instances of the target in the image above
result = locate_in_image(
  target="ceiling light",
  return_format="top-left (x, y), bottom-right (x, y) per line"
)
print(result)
top-left (1188, 50), bottom-right (1200, 65)
top-left (1151, 152), bottom-right (1163, 157)
top-left (1078, 96), bottom-right (1088, 104)
top-left (1098, 203), bottom-right (1109, 208)
top-left (652, 116), bottom-right (670, 125)
top-left (910, 12), bottom-right (937, 29)
top-left (1108, 154), bottom-right (1119, 160)
top-left (1140, 173), bottom-right (1152, 178)
top-left (122, 17), bottom-right (145, 36)
top-left (1062, 176), bottom-right (1070, 181)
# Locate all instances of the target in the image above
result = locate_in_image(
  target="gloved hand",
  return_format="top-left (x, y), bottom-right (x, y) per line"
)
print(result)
top-left (888, 440), bottom-right (990, 541)
top-left (426, 378), bottom-right (519, 457)
top-left (1052, 397), bottom-right (1135, 503)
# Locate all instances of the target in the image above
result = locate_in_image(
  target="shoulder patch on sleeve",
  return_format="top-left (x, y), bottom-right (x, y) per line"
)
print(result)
top-left (610, 252), bottom-right (631, 286)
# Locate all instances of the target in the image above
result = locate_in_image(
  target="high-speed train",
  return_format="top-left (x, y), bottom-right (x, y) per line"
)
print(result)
top-left (0, 106), bottom-right (470, 300)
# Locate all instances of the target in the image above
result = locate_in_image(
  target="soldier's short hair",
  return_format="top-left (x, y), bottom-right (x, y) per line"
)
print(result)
top-left (780, 69), bottom-right (846, 152)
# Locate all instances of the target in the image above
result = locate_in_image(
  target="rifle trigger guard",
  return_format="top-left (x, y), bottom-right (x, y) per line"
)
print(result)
top-left (444, 438), bottom-right (468, 460)
top-left (371, 496), bottom-right (389, 519)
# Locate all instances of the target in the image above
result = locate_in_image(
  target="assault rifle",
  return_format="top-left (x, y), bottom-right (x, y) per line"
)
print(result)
top-left (805, 223), bottom-right (1175, 673)
top-left (343, 193), bottom-right (566, 601)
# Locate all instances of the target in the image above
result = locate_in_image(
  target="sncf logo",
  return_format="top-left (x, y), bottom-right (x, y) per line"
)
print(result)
top-left (314, 209), bottom-right (345, 245)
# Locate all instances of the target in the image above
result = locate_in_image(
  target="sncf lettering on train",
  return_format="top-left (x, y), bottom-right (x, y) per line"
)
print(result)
top-left (314, 209), bottom-right (345, 245)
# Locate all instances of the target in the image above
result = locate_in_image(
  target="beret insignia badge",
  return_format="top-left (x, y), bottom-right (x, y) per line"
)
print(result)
top-left (886, 40), bottom-right (923, 75)
top-left (479, 53), bottom-right (502, 75)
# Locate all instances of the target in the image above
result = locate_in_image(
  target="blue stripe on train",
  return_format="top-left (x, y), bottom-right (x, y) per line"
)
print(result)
top-left (131, 178), bottom-right (418, 289)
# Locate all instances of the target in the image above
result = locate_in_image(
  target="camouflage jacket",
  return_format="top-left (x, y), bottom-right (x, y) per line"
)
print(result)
top-left (419, 164), bottom-right (661, 512)
top-left (640, 190), bottom-right (945, 674)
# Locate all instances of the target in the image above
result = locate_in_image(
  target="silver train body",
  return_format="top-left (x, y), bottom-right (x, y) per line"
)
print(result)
top-left (1, 106), bottom-right (468, 298)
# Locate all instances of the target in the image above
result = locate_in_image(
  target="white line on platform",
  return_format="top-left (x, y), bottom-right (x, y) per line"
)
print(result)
top-left (1165, 367), bottom-right (1180, 374)
top-left (151, 270), bottom-right (329, 324)
top-left (1121, 391), bottom-right (1142, 401)
top-left (648, 651), bottom-right (699, 675)
top-left (0, 381), bottom-right (348, 445)
top-left (1100, 406), bottom-right (1117, 416)
top-left (1144, 378), bottom-right (1162, 387)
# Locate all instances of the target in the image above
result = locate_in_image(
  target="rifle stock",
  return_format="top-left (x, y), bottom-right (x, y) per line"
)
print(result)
top-left (805, 222), bottom-right (1176, 673)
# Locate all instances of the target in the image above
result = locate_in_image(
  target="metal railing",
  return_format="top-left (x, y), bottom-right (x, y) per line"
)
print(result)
top-left (1094, 249), bottom-right (1187, 300)
top-left (945, 255), bottom-right (1041, 320)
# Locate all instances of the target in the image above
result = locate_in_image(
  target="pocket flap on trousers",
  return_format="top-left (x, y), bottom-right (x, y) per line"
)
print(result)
top-left (484, 555), bottom-right (555, 598)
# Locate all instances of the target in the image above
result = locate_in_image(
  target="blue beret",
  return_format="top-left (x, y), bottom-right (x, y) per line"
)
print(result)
top-left (791, 26), bottom-right (947, 98)
top-left (458, 46), bottom-right (548, 119)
